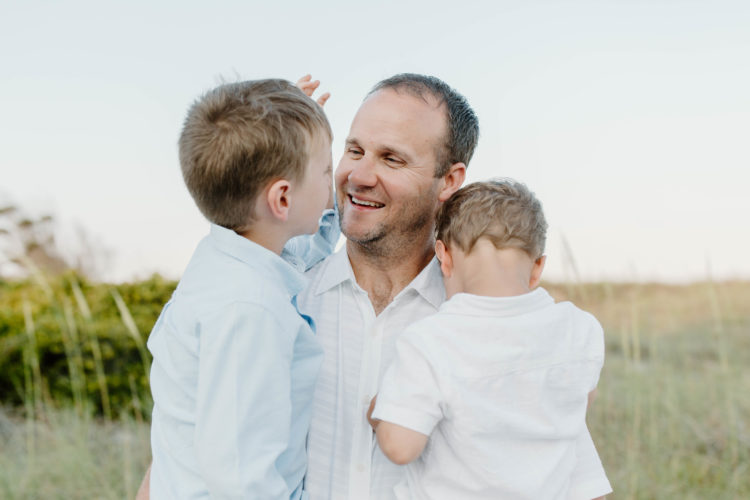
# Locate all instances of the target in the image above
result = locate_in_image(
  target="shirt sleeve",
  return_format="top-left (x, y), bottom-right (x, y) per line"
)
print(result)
top-left (194, 302), bottom-right (294, 499)
top-left (281, 208), bottom-right (340, 272)
top-left (372, 328), bottom-right (444, 436)
top-left (566, 424), bottom-right (613, 500)
top-left (584, 312), bottom-right (606, 391)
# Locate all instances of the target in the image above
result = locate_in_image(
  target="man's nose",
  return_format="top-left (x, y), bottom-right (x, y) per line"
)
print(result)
top-left (347, 154), bottom-right (377, 187)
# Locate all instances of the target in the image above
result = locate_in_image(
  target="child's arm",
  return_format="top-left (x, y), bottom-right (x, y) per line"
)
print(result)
top-left (375, 419), bottom-right (429, 465)
top-left (568, 314), bottom-right (611, 500)
top-left (281, 74), bottom-right (339, 271)
top-left (368, 396), bottom-right (429, 465)
top-left (368, 327), bottom-right (444, 465)
top-left (281, 207), bottom-right (340, 272)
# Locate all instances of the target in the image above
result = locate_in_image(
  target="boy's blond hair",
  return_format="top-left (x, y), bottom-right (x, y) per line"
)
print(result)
top-left (436, 179), bottom-right (547, 259)
top-left (179, 79), bottom-right (332, 231)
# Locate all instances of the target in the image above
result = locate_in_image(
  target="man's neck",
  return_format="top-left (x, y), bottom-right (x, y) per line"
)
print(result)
top-left (346, 237), bottom-right (435, 315)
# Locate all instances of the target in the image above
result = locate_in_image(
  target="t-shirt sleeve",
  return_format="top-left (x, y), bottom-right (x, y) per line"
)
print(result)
top-left (566, 424), bottom-right (613, 499)
top-left (371, 327), bottom-right (444, 436)
top-left (584, 313), bottom-right (606, 391)
top-left (281, 208), bottom-right (340, 272)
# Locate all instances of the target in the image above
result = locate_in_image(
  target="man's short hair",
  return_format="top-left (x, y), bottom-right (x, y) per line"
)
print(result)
top-left (179, 79), bottom-right (332, 231)
top-left (436, 179), bottom-right (547, 259)
top-left (369, 74), bottom-right (479, 177)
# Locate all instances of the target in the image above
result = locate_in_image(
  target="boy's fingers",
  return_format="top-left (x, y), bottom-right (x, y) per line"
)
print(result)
top-left (295, 74), bottom-right (312, 86)
top-left (298, 80), bottom-right (321, 97)
top-left (316, 92), bottom-right (331, 107)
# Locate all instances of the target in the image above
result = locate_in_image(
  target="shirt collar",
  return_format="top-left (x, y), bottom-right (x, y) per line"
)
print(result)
top-left (314, 247), bottom-right (353, 295)
top-left (208, 223), bottom-right (307, 297)
top-left (315, 248), bottom-right (445, 309)
top-left (442, 287), bottom-right (554, 316)
top-left (400, 257), bottom-right (444, 309)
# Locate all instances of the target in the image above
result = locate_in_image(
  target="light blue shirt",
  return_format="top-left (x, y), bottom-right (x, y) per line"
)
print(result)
top-left (148, 210), bottom-right (338, 499)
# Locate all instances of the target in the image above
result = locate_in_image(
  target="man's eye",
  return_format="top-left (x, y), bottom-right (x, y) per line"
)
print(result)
top-left (348, 148), bottom-right (363, 156)
top-left (385, 157), bottom-right (401, 164)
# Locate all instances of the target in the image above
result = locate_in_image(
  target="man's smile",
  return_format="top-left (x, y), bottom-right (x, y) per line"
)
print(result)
top-left (348, 194), bottom-right (385, 209)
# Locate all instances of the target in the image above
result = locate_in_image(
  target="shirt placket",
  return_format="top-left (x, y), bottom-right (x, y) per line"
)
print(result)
top-left (348, 287), bottom-right (386, 500)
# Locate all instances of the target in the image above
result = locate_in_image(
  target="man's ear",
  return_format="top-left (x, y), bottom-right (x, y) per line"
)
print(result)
top-left (529, 255), bottom-right (546, 289)
top-left (266, 179), bottom-right (291, 222)
top-left (437, 162), bottom-right (466, 202)
top-left (435, 240), bottom-right (453, 277)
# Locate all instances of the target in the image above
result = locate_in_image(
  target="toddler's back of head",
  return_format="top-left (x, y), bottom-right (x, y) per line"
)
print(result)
top-left (436, 178), bottom-right (547, 259)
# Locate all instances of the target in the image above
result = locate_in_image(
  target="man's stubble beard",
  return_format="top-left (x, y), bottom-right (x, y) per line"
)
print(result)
top-left (338, 196), bottom-right (437, 259)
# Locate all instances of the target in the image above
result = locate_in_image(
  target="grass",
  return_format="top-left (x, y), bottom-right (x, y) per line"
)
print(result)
top-left (0, 279), bottom-right (748, 498)
top-left (545, 281), bottom-right (750, 499)
top-left (0, 407), bottom-right (150, 500)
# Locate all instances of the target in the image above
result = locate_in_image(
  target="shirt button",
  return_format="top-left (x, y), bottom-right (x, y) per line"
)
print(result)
top-left (357, 464), bottom-right (365, 473)
top-left (362, 395), bottom-right (370, 406)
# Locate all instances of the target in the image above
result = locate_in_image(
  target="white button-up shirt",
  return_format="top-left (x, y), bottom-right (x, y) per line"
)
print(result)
top-left (298, 248), bottom-right (610, 500)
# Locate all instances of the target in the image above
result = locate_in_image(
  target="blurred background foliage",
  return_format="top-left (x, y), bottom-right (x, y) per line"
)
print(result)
top-left (0, 272), bottom-right (175, 419)
top-left (0, 202), bottom-right (175, 419)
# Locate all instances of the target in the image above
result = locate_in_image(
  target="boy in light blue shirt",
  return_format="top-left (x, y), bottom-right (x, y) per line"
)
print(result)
top-left (147, 79), bottom-right (338, 499)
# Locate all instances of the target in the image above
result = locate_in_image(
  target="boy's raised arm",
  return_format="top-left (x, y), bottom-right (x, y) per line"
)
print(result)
top-left (281, 208), bottom-right (340, 271)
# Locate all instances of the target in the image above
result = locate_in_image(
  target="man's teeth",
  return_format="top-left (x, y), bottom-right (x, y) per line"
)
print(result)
top-left (351, 196), bottom-right (384, 208)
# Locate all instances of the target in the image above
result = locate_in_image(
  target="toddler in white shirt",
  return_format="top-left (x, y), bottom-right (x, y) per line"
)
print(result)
top-left (369, 179), bottom-right (611, 499)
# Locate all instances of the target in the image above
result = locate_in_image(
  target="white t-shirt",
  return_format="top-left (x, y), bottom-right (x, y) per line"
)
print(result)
top-left (298, 249), bottom-right (611, 499)
top-left (372, 288), bottom-right (610, 500)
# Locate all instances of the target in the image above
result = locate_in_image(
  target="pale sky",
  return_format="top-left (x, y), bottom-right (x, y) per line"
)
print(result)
top-left (2, 0), bottom-right (749, 283)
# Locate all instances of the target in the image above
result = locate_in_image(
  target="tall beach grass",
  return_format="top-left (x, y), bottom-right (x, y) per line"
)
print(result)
top-left (0, 275), bottom-right (748, 498)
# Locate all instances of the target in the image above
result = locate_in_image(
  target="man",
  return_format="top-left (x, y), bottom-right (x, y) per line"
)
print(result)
top-left (298, 73), bottom-right (611, 499)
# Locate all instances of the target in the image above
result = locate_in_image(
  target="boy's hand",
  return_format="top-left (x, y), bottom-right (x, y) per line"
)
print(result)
top-left (367, 395), bottom-right (379, 431)
top-left (296, 74), bottom-right (331, 107)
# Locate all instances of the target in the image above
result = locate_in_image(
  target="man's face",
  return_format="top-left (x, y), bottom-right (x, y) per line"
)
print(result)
top-left (335, 89), bottom-right (448, 250)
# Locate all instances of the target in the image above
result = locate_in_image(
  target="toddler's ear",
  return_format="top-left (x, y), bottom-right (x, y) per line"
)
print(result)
top-left (529, 255), bottom-right (546, 289)
top-left (435, 240), bottom-right (453, 277)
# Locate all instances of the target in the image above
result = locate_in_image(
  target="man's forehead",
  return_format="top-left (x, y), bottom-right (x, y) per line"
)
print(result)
top-left (360, 87), bottom-right (445, 115)
top-left (348, 89), bottom-right (447, 148)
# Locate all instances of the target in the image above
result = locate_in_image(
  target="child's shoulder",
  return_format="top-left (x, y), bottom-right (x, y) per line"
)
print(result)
top-left (548, 299), bottom-right (605, 359)
top-left (173, 237), bottom-right (290, 315)
top-left (551, 299), bottom-right (603, 334)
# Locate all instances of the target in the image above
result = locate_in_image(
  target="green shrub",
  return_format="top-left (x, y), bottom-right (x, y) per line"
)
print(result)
top-left (0, 272), bottom-right (176, 418)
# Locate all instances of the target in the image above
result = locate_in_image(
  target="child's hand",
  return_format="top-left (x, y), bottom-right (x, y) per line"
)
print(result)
top-left (296, 74), bottom-right (331, 107)
top-left (367, 395), bottom-right (379, 431)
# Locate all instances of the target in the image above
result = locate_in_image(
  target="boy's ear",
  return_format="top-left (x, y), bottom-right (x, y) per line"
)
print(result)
top-left (437, 162), bottom-right (466, 202)
top-left (529, 255), bottom-right (546, 289)
top-left (266, 179), bottom-right (291, 222)
top-left (435, 240), bottom-right (453, 277)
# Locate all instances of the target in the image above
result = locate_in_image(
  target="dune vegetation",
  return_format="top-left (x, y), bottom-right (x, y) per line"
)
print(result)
top-left (1, 274), bottom-right (748, 499)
